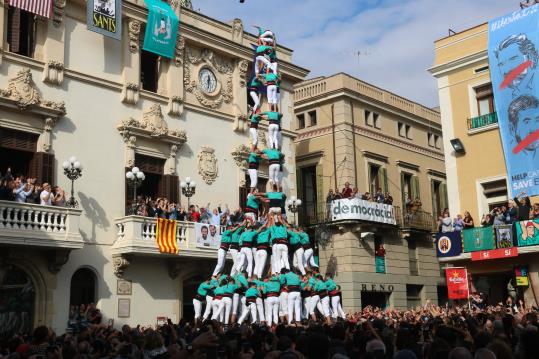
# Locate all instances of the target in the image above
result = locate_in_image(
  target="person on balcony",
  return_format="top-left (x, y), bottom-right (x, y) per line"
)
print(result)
top-left (463, 211), bottom-right (475, 229)
top-left (453, 214), bottom-right (464, 232)
top-left (13, 177), bottom-right (34, 203)
top-left (341, 182), bottom-right (353, 199)
top-left (210, 204), bottom-right (228, 226)
top-left (374, 188), bottom-right (385, 203)
top-left (40, 183), bottom-right (53, 206)
top-left (507, 200), bottom-right (518, 224)
top-left (384, 192), bottom-right (393, 205)
top-left (438, 211), bottom-right (453, 233)
top-left (515, 191), bottom-right (532, 221)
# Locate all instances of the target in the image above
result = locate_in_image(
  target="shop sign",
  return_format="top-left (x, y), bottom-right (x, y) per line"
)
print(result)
top-left (360, 284), bottom-right (394, 292)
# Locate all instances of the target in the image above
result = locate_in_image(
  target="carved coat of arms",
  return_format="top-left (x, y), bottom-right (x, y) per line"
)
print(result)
top-left (198, 146), bottom-right (218, 185)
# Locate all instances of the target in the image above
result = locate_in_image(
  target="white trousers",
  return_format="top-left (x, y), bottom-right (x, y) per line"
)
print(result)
top-left (303, 296), bottom-right (311, 319)
top-left (267, 85), bottom-right (278, 105)
top-left (287, 291), bottom-right (301, 324)
top-left (269, 163), bottom-right (280, 185)
top-left (229, 248), bottom-right (239, 276)
top-left (237, 247), bottom-right (254, 277)
top-left (232, 293), bottom-right (240, 315)
top-left (211, 298), bottom-right (222, 321)
top-left (331, 296), bottom-right (346, 319)
top-left (193, 298), bottom-right (203, 319)
top-left (238, 302), bottom-right (258, 324)
top-left (249, 128), bottom-right (258, 148)
top-left (248, 168), bottom-right (258, 189)
top-left (254, 249), bottom-right (268, 278)
top-left (279, 292), bottom-right (288, 317)
top-left (265, 296), bottom-right (280, 326)
top-left (250, 91), bottom-right (260, 113)
top-left (213, 248), bottom-right (227, 276)
top-left (303, 248), bottom-right (318, 269)
top-left (268, 124), bottom-right (280, 149)
top-left (203, 296), bottom-right (214, 320)
top-left (309, 295), bottom-right (320, 315)
top-left (272, 243), bottom-right (289, 273)
top-left (292, 247), bottom-right (306, 275)
top-left (255, 56), bottom-right (272, 74)
top-left (318, 296), bottom-right (331, 317)
top-left (214, 297), bottom-right (232, 324)
top-left (256, 297), bottom-right (265, 322)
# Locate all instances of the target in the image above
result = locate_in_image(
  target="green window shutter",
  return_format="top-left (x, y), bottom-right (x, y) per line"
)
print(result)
top-left (430, 180), bottom-right (436, 216)
top-left (440, 182), bottom-right (448, 212)
top-left (400, 172), bottom-right (406, 207)
top-left (316, 164), bottom-right (324, 213)
top-left (412, 176), bottom-right (420, 200)
top-left (380, 167), bottom-right (388, 193)
top-left (297, 168), bottom-right (304, 202)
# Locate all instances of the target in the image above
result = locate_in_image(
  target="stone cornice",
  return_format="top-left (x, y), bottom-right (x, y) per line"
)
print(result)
top-left (428, 50), bottom-right (488, 77)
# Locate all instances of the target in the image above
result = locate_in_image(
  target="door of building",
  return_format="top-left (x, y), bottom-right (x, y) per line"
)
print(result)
top-left (361, 291), bottom-right (389, 309)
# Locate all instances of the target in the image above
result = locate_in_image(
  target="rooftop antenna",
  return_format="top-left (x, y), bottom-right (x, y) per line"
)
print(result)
top-left (448, 28), bottom-right (456, 36)
top-left (520, 0), bottom-right (539, 8)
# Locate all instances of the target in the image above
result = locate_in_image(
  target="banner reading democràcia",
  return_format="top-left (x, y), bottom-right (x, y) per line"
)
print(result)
top-left (195, 223), bottom-right (223, 249)
top-left (87, 0), bottom-right (121, 40)
top-left (330, 198), bottom-right (396, 225)
top-left (143, 0), bottom-right (179, 59)
top-left (488, 5), bottom-right (539, 197)
top-left (445, 267), bottom-right (469, 300)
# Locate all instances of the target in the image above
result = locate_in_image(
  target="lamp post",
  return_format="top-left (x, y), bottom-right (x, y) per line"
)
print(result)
top-left (287, 196), bottom-right (302, 226)
top-left (180, 177), bottom-right (196, 207)
top-left (62, 156), bottom-right (83, 208)
top-left (126, 167), bottom-right (145, 215)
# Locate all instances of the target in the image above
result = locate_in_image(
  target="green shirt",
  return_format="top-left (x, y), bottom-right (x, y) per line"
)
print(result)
top-left (197, 282), bottom-right (212, 296)
top-left (265, 277), bottom-right (281, 293)
top-left (231, 226), bottom-right (244, 244)
top-left (256, 45), bottom-right (273, 55)
top-left (256, 229), bottom-right (270, 245)
top-left (250, 114), bottom-right (261, 125)
top-left (325, 279), bottom-right (337, 292)
top-left (270, 225), bottom-right (288, 243)
top-left (249, 76), bottom-right (262, 88)
top-left (266, 191), bottom-right (284, 208)
top-left (245, 287), bottom-right (260, 298)
top-left (263, 111), bottom-right (282, 124)
top-left (299, 232), bottom-right (310, 245)
top-left (210, 278), bottom-right (219, 288)
top-left (314, 280), bottom-right (327, 292)
top-left (262, 148), bottom-right (281, 161)
top-left (225, 283), bottom-right (238, 295)
top-left (281, 272), bottom-right (301, 286)
top-left (234, 273), bottom-right (249, 288)
top-left (239, 229), bottom-right (257, 246)
top-left (246, 194), bottom-right (260, 210)
top-left (288, 230), bottom-right (301, 246)
top-left (264, 72), bottom-right (278, 83)
top-left (221, 230), bottom-right (233, 244)
top-left (214, 285), bottom-right (226, 296)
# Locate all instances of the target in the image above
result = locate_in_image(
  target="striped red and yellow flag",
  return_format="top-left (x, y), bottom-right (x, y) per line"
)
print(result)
top-left (155, 218), bottom-right (179, 254)
top-left (9, 0), bottom-right (53, 18)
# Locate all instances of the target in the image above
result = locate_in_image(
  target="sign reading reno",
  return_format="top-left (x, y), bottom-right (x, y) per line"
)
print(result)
top-left (331, 199), bottom-right (396, 225)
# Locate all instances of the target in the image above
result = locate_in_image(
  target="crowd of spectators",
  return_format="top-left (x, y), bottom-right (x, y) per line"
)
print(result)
top-left (2, 302), bottom-right (539, 359)
top-left (0, 169), bottom-right (66, 206)
top-left (438, 192), bottom-right (539, 233)
top-left (326, 182), bottom-right (394, 206)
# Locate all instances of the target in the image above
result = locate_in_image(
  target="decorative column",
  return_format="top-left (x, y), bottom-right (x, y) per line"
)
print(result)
top-left (231, 144), bottom-right (249, 186)
top-left (42, 0), bottom-right (66, 86)
top-left (122, 19), bottom-right (141, 104)
top-left (232, 59), bottom-right (249, 132)
top-left (168, 36), bottom-right (185, 116)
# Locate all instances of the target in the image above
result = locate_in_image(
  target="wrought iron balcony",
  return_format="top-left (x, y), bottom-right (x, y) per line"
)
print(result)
top-left (112, 216), bottom-right (224, 259)
top-left (0, 200), bottom-right (83, 249)
top-left (394, 206), bottom-right (437, 232)
top-left (467, 112), bottom-right (498, 131)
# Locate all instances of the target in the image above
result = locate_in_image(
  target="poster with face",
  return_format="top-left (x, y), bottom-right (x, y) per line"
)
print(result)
top-left (195, 223), bottom-right (222, 249)
top-left (488, 6), bottom-right (539, 197)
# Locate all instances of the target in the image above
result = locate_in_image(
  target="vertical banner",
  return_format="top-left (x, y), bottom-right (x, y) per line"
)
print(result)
top-left (516, 219), bottom-right (539, 246)
top-left (155, 218), bottom-right (178, 254)
top-left (375, 256), bottom-right (386, 273)
top-left (435, 232), bottom-right (463, 257)
top-left (515, 265), bottom-right (530, 286)
top-left (87, 0), bottom-right (122, 40)
top-left (445, 267), bottom-right (470, 300)
top-left (488, 6), bottom-right (539, 197)
top-left (143, 0), bottom-right (179, 59)
top-left (463, 227), bottom-right (495, 252)
top-left (495, 224), bottom-right (514, 248)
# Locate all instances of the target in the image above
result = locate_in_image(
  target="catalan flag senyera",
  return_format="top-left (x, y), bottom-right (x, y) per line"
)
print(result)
top-left (155, 218), bottom-right (179, 254)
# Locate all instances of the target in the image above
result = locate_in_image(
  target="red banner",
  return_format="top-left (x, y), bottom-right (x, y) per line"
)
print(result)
top-left (471, 247), bottom-right (518, 261)
top-left (445, 267), bottom-right (469, 300)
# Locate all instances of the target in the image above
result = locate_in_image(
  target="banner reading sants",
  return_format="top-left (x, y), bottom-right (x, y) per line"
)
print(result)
top-left (488, 5), bottom-right (539, 197)
top-left (445, 267), bottom-right (469, 300)
top-left (330, 198), bottom-right (396, 225)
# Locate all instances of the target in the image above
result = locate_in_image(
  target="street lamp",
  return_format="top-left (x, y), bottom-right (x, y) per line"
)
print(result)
top-left (62, 156), bottom-right (83, 208)
top-left (180, 177), bottom-right (196, 207)
top-left (287, 196), bottom-right (302, 226)
top-left (126, 167), bottom-right (145, 215)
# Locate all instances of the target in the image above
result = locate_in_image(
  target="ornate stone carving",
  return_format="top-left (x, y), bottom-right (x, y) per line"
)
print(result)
top-left (0, 68), bottom-right (66, 115)
top-left (122, 82), bottom-right (140, 105)
top-left (43, 60), bottom-right (64, 86)
top-left (113, 255), bottom-right (131, 278)
top-left (117, 105), bottom-right (187, 147)
top-left (47, 250), bottom-right (70, 274)
top-left (231, 144), bottom-right (250, 170)
top-left (126, 136), bottom-right (137, 149)
top-left (257, 128), bottom-right (268, 148)
top-left (180, 0), bottom-right (193, 9)
top-left (184, 48), bottom-right (234, 109)
top-left (231, 18), bottom-right (244, 43)
top-left (128, 20), bottom-right (141, 54)
top-left (174, 36), bottom-right (185, 67)
top-left (238, 60), bottom-right (249, 87)
top-left (198, 146), bottom-right (219, 185)
top-left (168, 96), bottom-right (183, 117)
top-left (234, 113), bottom-right (248, 133)
top-left (52, 0), bottom-right (66, 27)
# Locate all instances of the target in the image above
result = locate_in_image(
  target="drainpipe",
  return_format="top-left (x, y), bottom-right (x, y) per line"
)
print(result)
top-left (350, 100), bottom-right (358, 186)
top-left (331, 104), bottom-right (337, 190)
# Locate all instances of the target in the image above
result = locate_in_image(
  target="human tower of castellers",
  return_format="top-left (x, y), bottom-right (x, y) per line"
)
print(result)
top-left (192, 28), bottom-right (346, 327)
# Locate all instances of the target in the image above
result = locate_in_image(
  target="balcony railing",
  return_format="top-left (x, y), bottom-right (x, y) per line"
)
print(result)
top-left (394, 207), bottom-right (437, 232)
top-left (113, 216), bottom-right (223, 258)
top-left (467, 112), bottom-right (498, 131)
top-left (0, 200), bottom-right (83, 249)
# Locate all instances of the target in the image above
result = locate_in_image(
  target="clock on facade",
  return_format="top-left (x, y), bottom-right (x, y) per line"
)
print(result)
top-left (199, 68), bottom-right (217, 94)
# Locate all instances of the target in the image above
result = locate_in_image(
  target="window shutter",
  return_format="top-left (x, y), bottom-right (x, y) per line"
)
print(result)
top-left (400, 171), bottom-right (406, 207)
top-left (412, 176), bottom-right (420, 200)
top-left (296, 168), bottom-right (304, 202)
top-left (8, 8), bottom-right (21, 54)
top-left (316, 164), bottom-right (324, 215)
top-left (29, 152), bottom-right (55, 184)
top-left (430, 180), bottom-right (437, 216)
top-left (440, 183), bottom-right (448, 212)
top-left (380, 167), bottom-right (388, 193)
top-left (0, 128), bottom-right (38, 152)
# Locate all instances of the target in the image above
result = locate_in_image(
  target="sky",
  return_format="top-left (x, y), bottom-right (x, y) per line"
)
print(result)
top-left (193, 0), bottom-right (519, 108)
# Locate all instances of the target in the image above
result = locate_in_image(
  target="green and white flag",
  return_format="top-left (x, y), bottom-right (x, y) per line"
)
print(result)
top-left (143, 0), bottom-right (179, 59)
top-left (463, 227), bottom-right (495, 252)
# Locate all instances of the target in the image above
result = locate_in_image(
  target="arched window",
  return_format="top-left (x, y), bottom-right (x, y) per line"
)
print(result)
top-left (70, 268), bottom-right (97, 306)
top-left (0, 267), bottom-right (35, 337)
